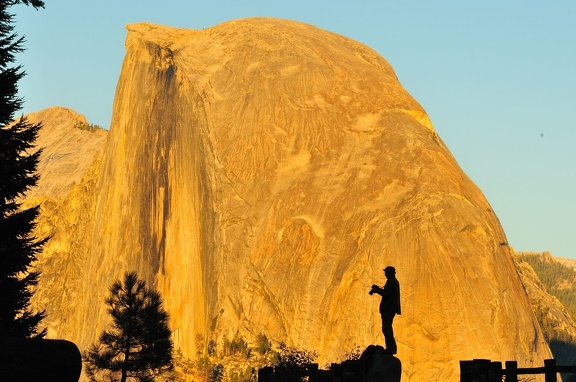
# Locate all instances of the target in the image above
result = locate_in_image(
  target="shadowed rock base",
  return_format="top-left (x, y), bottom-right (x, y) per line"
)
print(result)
top-left (361, 345), bottom-right (401, 382)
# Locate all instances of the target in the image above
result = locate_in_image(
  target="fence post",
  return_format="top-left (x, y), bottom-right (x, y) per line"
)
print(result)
top-left (544, 359), bottom-right (557, 382)
top-left (460, 359), bottom-right (492, 382)
top-left (475, 359), bottom-right (491, 381)
top-left (489, 361), bottom-right (503, 382)
top-left (505, 360), bottom-right (518, 382)
top-left (460, 360), bottom-right (475, 382)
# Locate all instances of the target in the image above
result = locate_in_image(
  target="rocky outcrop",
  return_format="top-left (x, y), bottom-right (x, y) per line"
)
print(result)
top-left (513, 251), bottom-right (576, 376)
top-left (23, 106), bottom-right (107, 201)
top-left (361, 345), bottom-right (402, 382)
top-left (513, 252), bottom-right (576, 340)
top-left (25, 107), bottom-right (107, 342)
top-left (31, 18), bottom-right (552, 381)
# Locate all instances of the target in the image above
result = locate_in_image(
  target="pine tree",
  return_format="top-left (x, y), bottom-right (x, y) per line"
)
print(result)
top-left (84, 272), bottom-right (174, 382)
top-left (0, 0), bottom-right (47, 338)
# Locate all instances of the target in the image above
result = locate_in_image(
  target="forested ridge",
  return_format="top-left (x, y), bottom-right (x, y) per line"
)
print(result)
top-left (520, 252), bottom-right (576, 319)
top-left (516, 251), bottom-right (576, 368)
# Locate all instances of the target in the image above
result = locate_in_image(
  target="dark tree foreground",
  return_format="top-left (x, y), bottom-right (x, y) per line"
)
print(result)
top-left (84, 272), bottom-right (174, 382)
top-left (0, 0), bottom-right (47, 338)
top-left (273, 342), bottom-right (318, 382)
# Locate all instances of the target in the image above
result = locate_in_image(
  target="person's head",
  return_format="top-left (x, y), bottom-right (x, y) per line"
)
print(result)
top-left (384, 266), bottom-right (396, 279)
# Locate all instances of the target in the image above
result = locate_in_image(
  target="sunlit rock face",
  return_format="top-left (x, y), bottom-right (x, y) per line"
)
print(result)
top-left (24, 107), bottom-right (107, 344)
top-left (33, 18), bottom-right (551, 381)
top-left (24, 106), bottom-right (107, 200)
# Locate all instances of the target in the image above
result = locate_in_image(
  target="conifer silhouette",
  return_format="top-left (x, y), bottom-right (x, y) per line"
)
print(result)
top-left (84, 272), bottom-right (173, 382)
top-left (0, 0), bottom-right (47, 339)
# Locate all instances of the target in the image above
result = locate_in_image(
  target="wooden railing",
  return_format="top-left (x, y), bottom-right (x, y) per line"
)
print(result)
top-left (460, 358), bottom-right (576, 381)
top-left (260, 357), bottom-right (576, 381)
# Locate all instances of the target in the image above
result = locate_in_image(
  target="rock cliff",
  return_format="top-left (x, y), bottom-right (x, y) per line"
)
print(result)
top-left (24, 107), bottom-right (107, 343)
top-left (31, 19), bottom-right (552, 381)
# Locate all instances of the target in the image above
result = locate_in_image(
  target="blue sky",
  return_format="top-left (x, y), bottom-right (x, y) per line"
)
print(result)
top-left (14, 1), bottom-right (576, 259)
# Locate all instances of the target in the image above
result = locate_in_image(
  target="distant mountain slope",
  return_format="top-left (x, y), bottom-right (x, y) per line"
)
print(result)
top-left (554, 256), bottom-right (576, 271)
top-left (520, 252), bottom-right (576, 320)
top-left (513, 251), bottom-right (576, 366)
top-left (23, 106), bottom-right (107, 200)
top-left (19, 107), bottom-right (108, 348)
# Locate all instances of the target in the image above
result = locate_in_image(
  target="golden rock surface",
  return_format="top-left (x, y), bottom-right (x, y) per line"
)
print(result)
top-left (31, 19), bottom-right (551, 381)
top-left (25, 106), bottom-right (107, 200)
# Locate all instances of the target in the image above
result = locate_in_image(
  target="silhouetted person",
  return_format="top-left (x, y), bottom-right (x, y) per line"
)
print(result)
top-left (369, 266), bottom-right (401, 354)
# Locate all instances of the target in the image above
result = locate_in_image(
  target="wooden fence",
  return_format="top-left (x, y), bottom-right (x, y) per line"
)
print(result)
top-left (259, 357), bottom-right (576, 381)
top-left (460, 358), bottom-right (576, 382)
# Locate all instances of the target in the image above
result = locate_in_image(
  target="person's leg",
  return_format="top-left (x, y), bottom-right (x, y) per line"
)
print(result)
top-left (381, 313), bottom-right (397, 354)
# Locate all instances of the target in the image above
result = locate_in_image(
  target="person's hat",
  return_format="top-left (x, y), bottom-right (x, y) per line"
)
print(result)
top-left (384, 266), bottom-right (396, 274)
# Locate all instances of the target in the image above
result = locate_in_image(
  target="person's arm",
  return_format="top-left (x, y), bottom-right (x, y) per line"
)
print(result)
top-left (370, 284), bottom-right (384, 296)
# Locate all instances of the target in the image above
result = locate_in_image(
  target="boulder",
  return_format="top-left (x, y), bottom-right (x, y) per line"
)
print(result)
top-left (0, 337), bottom-right (82, 381)
top-left (361, 345), bottom-right (401, 382)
